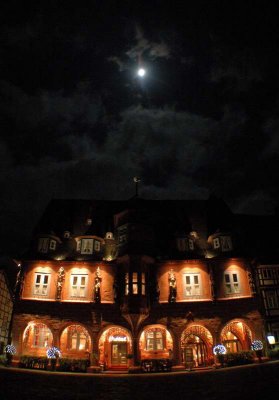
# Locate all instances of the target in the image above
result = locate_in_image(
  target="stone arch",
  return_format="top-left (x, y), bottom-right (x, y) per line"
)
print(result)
top-left (60, 324), bottom-right (92, 359)
top-left (98, 325), bottom-right (132, 369)
top-left (139, 324), bottom-right (173, 360)
top-left (220, 319), bottom-right (252, 352)
top-left (181, 324), bottom-right (214, 367)
top-left (22, 321), bottom-right (53, 357)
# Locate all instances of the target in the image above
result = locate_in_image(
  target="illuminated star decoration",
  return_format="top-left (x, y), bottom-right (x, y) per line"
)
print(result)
top-left (251, 340), bottom-right (263, 351)
top-left (5, 344), bottom-right (16, 355)
top-left (213, 344), bottom-right (227, 355)
top-left (46, 347), bottom-right (62, 359)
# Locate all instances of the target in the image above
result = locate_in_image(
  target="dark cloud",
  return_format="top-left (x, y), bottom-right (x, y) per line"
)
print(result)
top-left (1, 2), bottom-right (279, 255)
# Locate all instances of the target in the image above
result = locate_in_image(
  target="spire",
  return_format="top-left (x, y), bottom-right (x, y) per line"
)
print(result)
top-left (133, 176), bottom-right (141, 197)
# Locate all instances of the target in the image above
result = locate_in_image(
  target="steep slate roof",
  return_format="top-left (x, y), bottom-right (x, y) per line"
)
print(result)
top-left (32, 196), bottom-right (233, 240)
top-left (0, 255), bottom-right (18, 293)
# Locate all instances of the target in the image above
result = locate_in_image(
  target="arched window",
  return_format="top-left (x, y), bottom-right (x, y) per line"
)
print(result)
top-left (65, 325), bottom-right (90, 351)
top-left (23, 322), bottom-right (53, 350)
top-left (145, 329), bottom-right (163, 351)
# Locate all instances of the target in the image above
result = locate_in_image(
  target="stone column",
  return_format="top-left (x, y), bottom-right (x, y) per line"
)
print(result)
top-left (171, 329), bottom-right (181, 365)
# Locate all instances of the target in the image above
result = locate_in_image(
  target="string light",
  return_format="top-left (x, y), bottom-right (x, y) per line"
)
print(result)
top-left (213, 344), bottom-right (227, 355)
top-left (46, 347), bottom-right (62, 359)
top-left (251, 340), bottom-right (263, 351)
top-left (5, 344), bottom-right (16, 355)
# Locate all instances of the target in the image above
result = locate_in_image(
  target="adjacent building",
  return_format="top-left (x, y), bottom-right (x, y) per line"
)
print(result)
top-left (0, 256), bottom-right (18, 354)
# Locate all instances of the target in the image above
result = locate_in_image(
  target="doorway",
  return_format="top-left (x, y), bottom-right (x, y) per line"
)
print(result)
top-left (111, 342), bottom-right (127, 366)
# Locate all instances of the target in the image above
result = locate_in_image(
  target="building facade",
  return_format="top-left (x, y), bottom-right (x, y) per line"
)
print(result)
top-left (11, 198), bottom-right (266, 369)
top-left (0, 257), bottom-right (18, 354)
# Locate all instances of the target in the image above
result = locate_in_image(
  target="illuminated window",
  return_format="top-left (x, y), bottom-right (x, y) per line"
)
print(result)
top-left (125, 272), bottom-right (145, 295)
top-left (38, 238), bottom-right (49, 253)
top-left (125, 273), bottom-right (129, 295)
top-left (81, 239), bottom-right (93, 254)
top-left (142, 273), bottom-right (146, 295)
top-left (224, 272), bottom-right (240, 295)
top-left (132, 272), bottom-right (138, 294)
top-left (185, 274), bottom-right (201, 297)
top-left (67, 326), bottom-right (89, 350)
top-left (34, 273), bottom-right (50, 296)
top-left (146, 330), bottom-right (163, 351)
top-left (71, 275), bottom-right (88, 298)
top-left (33, 324), bottom-right (51, 348)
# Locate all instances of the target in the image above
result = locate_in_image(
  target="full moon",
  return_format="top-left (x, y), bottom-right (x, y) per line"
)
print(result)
top-left (137, 68), bottom-right (146, 77)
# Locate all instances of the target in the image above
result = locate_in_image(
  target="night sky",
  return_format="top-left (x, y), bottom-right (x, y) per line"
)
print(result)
top-left (1, 1), bottom-right (279, 255)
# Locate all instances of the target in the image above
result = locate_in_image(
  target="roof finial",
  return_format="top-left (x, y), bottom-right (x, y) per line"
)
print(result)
top-left (133, 176), bottom-right (141, 197)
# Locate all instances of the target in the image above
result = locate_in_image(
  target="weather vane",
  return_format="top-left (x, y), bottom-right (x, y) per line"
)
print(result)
top-left (133, 176), bottom-right (141, 197)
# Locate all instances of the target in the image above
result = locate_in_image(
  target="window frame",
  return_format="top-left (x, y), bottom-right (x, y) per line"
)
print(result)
top-left (33, 272), bottom-right (51, 297)
top-left (184, 273), bottom-right (201, 298)
top-left (145, 329), bottom-right (164, 351)
top-left (224, 271), bottom-right (240, 296)
top-left (38, 238), bottom-right (49, 253)
top-left (70, 274), bottom-right (88, 298)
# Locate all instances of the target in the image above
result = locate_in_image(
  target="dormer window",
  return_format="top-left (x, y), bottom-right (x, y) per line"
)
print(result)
top-left (81, 239), bottom-right (93, 254)
top-left (177, 238), bottom-right (195, 252)
top-left (64, 231), bottom-right (70, 238)
top-left (188, 239), bottom-right (194, 250)
top-left (38, 238), bottom-right (49, 253)
top-left (105, 232), bottom-right (114, 239)
top-left (76, 238), bottom-right (102, 254)
top-left (49, 240), bottom-right (56, 250)
top-left (94, 240), bottom-right (101, 251)
top-left (213, 238), bottom-right (220, 249)
top-left (118, 225), bottom-right (128, 245)
top-left (220, 236), bottom-right (233, 251)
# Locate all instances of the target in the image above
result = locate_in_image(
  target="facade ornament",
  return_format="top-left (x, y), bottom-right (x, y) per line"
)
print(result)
top-left (186, 311), bottom-right (194, 322)
top-left (247, 269), bottom-right (256, 295)
top-left (155, 282), bottom-right (160, 302)
top-left (56, 267), bottom-right (65, 300)
top-left (209, 266), bottom-right (216, 301)
top-left (168, 269), bottom-right (177, 303)
top-left (13, 263), bottom-right (23, 299)
top-left (94, 267), bottom-right (102, 303)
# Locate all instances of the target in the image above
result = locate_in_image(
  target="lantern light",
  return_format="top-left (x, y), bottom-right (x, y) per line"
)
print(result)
top-left (267, 334), bottom-right (276, 345)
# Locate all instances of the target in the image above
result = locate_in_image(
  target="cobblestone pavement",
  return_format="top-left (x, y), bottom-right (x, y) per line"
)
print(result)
top-left (0, 362), bottom-right (279, 400)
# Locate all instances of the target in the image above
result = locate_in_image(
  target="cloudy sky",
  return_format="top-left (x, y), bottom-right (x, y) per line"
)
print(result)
top-left (1, 1), bottom-right (279, 255)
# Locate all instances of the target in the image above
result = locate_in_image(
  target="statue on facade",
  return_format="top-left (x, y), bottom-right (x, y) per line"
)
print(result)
top-left (168, 269), bottom-right (177, 303)
top-left (247, 270), bottom-right (256, 295)
top-left (13, 263), bottom-right (23, 300)
top-left (94, 267), bottom-right (102, 303)
top-left (209, 267), bottom-right (216, 301)
top-left (56, 267), bottom-right (65, 301)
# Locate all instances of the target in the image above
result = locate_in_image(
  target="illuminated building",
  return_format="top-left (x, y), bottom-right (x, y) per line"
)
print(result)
top-left (11, 197), bottom-right (266, 370)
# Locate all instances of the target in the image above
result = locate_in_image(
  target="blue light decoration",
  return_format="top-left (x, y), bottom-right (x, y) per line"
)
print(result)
top-left (213, 344), bottom-right (227, 355)
top-left (4, 344), bottom-right (16, 355)
top-left (46, 347), bottom-right (62, 359)
top-left (251, 340), bottom-right (263, 351)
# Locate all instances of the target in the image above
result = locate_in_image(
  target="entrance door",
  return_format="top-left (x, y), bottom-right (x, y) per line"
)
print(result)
top-left (111, 342), bottom-right (127, 366)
